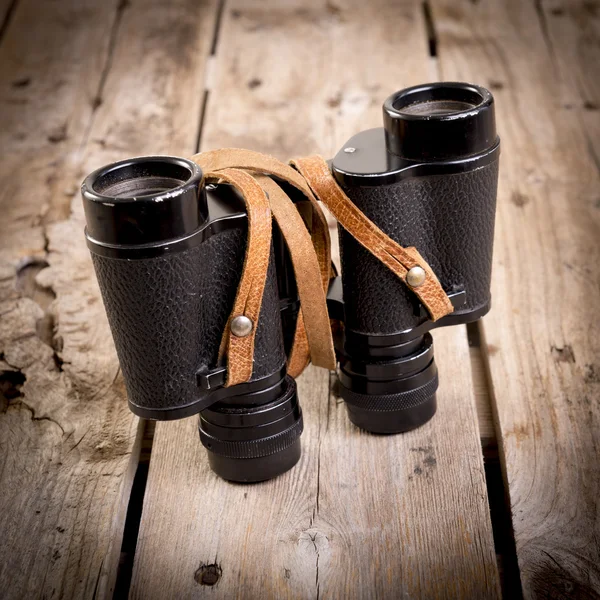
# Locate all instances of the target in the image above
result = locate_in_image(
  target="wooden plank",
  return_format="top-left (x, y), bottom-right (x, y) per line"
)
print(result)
top-left (131, 1), bottom-right (500, 597)
top-left (0, 0), bottom-right (219, 597)
top-left (429, 0), bottom-right (600, 596)
top-left (538, 0), bottom-right (600, 164)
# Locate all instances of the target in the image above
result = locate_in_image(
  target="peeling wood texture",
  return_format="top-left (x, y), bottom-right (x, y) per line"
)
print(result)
top-left (0, 0), bottom-right (219, 597)
top-left (130, 1), bottom-right (499, 598)
top-left (430, 0), bottom-right (600, 597)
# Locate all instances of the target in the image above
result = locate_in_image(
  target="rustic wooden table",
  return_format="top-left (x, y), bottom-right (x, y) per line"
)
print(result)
top-left (1, 0), bottom-right (598, 598)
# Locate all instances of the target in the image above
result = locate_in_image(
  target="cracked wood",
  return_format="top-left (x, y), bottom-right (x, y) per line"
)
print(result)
top-left (0, 0), bottom-right (220, 598)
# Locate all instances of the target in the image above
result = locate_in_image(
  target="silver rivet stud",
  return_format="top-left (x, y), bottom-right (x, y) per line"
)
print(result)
top-left (344, 147), bottom-right (356, 153)
top-left (406, 266), bottom-right (426, 288)
top-left (231, 315), bottom-right (253, 337)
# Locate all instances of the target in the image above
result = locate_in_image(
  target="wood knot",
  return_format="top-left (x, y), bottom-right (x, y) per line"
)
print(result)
top-left (530, 554), bottom-right (593, 600)
top-left (408, 445), bottom-right (437, 479)
top-left (551, 344), bottom-right (576, 364)
top-left (511, 191), bottom-right (530, 207)
top-left (194, 562), bottom-right (222, 586)
top-left (299, 529), bottom-right (329, 554)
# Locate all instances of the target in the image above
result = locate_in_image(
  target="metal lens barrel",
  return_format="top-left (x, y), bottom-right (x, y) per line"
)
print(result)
top-left (82, 156), bottom-right (303, 482)
top-left (331, 82), bottom-right (500, 434)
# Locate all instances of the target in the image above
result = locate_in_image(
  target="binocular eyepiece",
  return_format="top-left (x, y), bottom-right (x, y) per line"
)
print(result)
top-left (383, 82), bottom-right (496, 160)
top-left (83, 156), bottom-right (207, 248)
top-left (81, 82), bottom-right (499, 482)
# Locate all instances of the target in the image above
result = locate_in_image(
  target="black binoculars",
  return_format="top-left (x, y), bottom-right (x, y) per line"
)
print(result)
top-left (82, 82), bottom-right (499, 482)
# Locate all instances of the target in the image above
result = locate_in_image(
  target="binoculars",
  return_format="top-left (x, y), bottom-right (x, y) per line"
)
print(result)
top-left (82, 82), bottom-right (499, 482)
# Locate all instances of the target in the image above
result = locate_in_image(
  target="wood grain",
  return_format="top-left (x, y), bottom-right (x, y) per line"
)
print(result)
top-left (130, 1), bottom-right (499, 597)
top-left (0, 0), bottom-right (16, 37)
top-left (0, 0), bottom-right (219, 597)
top-left (538, 0), bottom-right (600, 165)
top-left (430, 0), bottom-right (600, 596)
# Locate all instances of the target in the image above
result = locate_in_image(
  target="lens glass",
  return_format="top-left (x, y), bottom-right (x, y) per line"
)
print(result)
top-left (92, 161), bottom-right (192, 198)
top-left (399, 99), bottom-right (476, 116)
top-left (390, 85), bottom-right (485, 119)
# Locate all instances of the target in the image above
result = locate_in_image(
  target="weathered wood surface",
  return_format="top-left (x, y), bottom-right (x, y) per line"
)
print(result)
top-left (5, 0), bottom-right (598, 598)
top-left (130, 1), bottom-right (499, 598)
top-left (0, 0), bottom-right (219, 597)
top-left (0, 1), bottom-right (15, 36)
top-left (538, 0), bottom-right (600, 164)
top-left (430, 0), bottom-right (600, 597)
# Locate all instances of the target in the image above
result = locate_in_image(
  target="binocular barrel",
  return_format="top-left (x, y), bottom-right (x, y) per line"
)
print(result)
top-left (80, 81), bottom-right (499, 481)
top-left (331, 82), bottom-right (500, 433)
top-left (82, 157), bottom-right (303, 482)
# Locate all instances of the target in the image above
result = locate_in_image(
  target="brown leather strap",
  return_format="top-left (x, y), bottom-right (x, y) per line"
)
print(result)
top-left (292, 155), bottom-right (454, 321)
top-left (204, 168), bottom-right (272, 387)
top-left (191, 148), bottom-right (332, 290)
top-left (254, 174), bottom-right (335, 371)
top-left (286, 313), bottom-right (311, 378)
top-left (192, 149), bottom-right (336, 383)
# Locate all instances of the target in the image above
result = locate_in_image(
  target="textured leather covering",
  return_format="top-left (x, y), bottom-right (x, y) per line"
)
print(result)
top-left (292, 155), bottom-right (453, 321)
top-left (92, 227), bottom-right (285, 411)
top-left (339, 161), bottom-right (499, 334)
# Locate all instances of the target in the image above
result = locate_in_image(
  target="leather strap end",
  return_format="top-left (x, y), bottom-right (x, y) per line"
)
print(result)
top-left (292, 155), bottom-right (454, 322)
top-left (286, 312), bottom-right (311, 378)
top-left (401, 247), bottom-right (454, 321)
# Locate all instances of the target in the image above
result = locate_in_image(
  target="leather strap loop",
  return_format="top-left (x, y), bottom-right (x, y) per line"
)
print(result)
top-left (291, 155), bottom-right (454, 322)
top-left (204, 168), bottom-right (272, 387)
top-left (193, 150), bottom-right (336, 384)
top-left (191, 148), bottom-right (332, 290)
top-left (254, 174), bottom-right (335, 371)
top-left (194, 149), bottom-right (451, 387)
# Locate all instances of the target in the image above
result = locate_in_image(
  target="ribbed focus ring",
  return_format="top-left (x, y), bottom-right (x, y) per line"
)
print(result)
top-left (199, 414), bottom-right (304, 459)
top-left (340, 372), bottom-right (439, 412)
